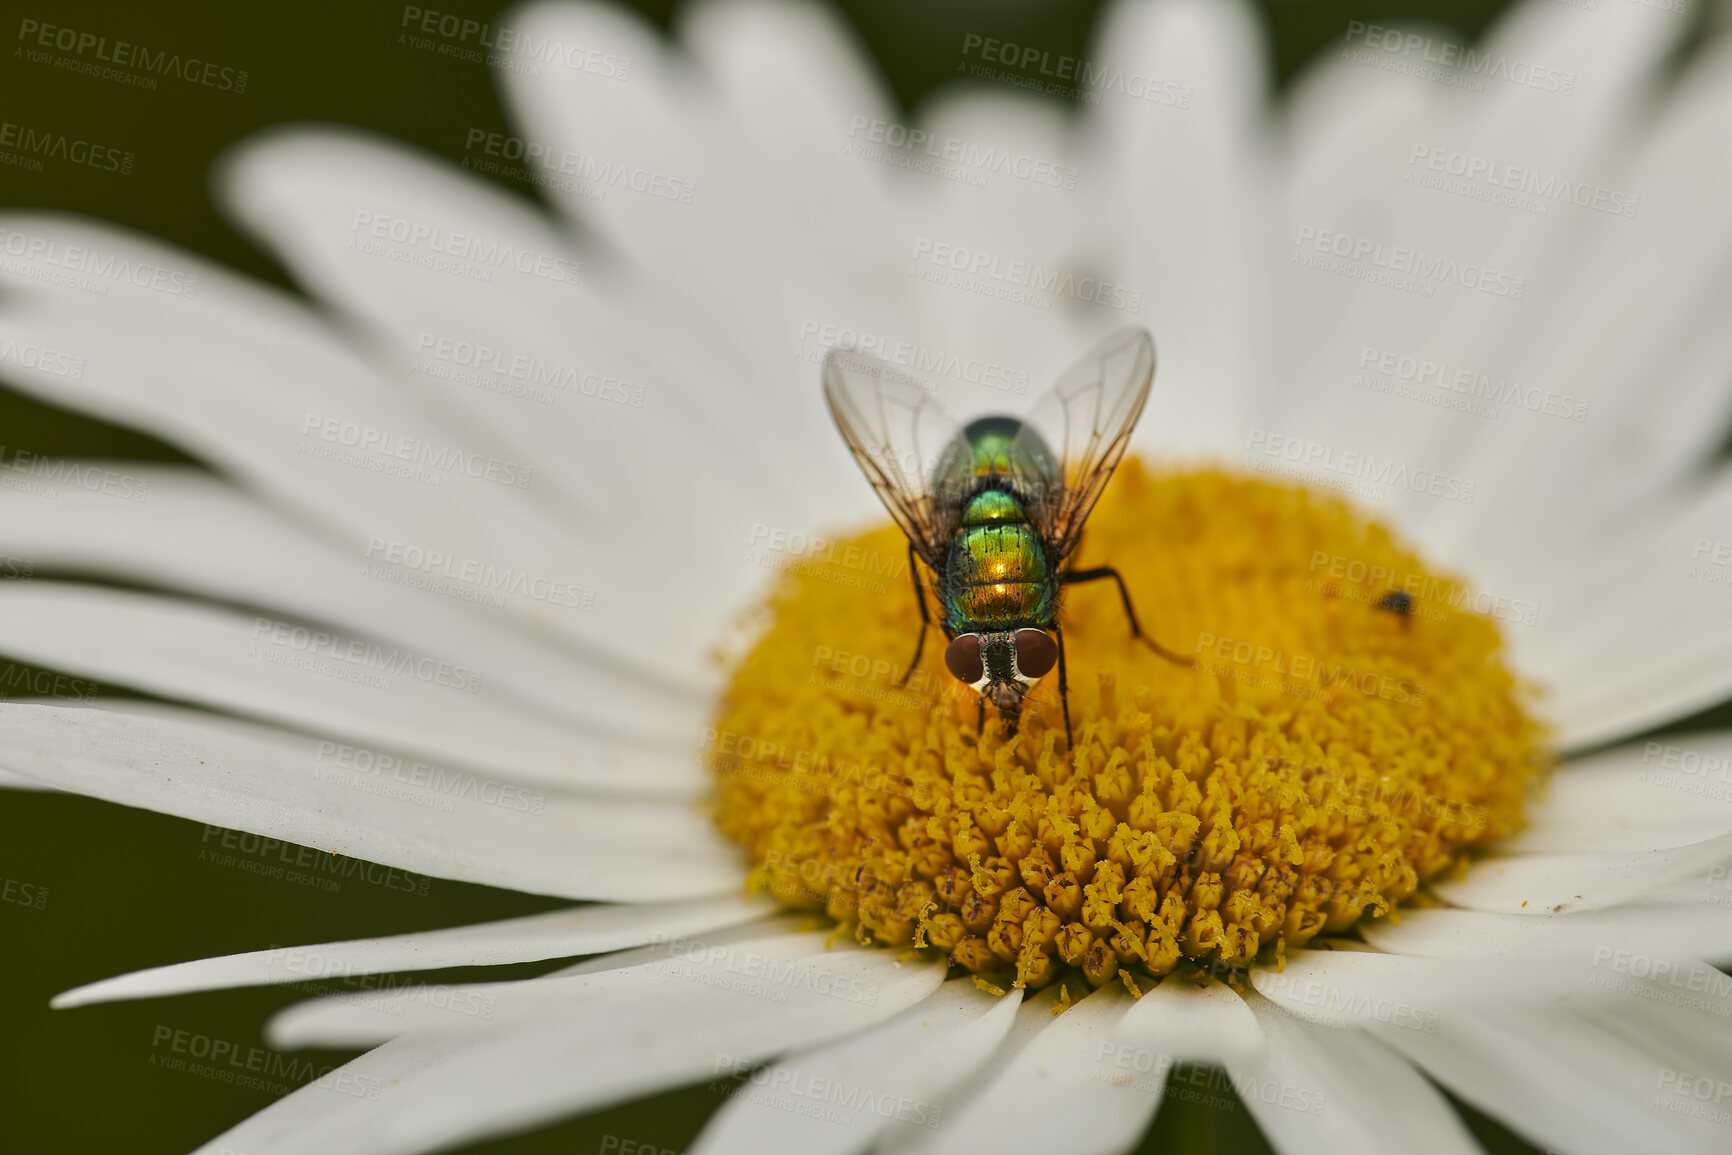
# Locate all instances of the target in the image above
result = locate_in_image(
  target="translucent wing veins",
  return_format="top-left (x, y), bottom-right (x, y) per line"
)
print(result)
top-left (1012, 328), bottom-right (1156, 562)
top-left (821, 349), bottom-right (960, 570)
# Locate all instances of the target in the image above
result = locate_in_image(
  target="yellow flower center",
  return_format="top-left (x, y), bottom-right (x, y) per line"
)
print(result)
top-left (710, 463), bottom-right (1547, 991)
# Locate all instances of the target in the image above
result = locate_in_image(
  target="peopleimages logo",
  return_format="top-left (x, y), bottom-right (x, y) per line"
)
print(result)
top-left (0, 119), bottom-right (133, 174)
top-left (1640, 741), bottom-right (1732, 783)
top-left (1406, 144), bottom-right (1639, 219)
top-left (957, 33), bottom-right (1193, 108)
top-left (398, 6), bottom-right (632, 78)
top-left (1091, 1042), bottom-right (1329, 1114)
top-left (197, 825), bottom-right (433, 896)
top-left (150, 1024), bottom-right (385, 1099)
top-left (910, 238), bottom-right (1143, 312)
top-left (248, 618), bottom-right (484, 693)
top-left (1342, 21), bottom-right (1576, 95)
top-left (1194, 630), bottom-right (1427, 708)
top-left (1, 875), bottom-right (49, 910)
top-left (1245, 429), bottom-right (1476, 504)
top-left (0, 665), bottom-right (102, 702)
top-left (0, 338), bottom-right (84, 380)
top-left (1356, 345), bottom-right (1588, 424)
top-left (413, 333), bottom-right (646, 408)
top-left (1308, 549), bottom-right (1539, 628)
top-left (1258, 972), bottom-right (1443, 1034)
top-left (795, 319), bottom-right (1029, 394)
top-left (16, 18), bottom-right (249, 93)
top-left (844, 116), bottom-right (1077, 190)
top-left (349, 211), bottom-right (582, 287)
top-left (711, 1054), bottom-right (945, 1128)
top-left (0, 447), bottom-right (147, 500)
top-left (313, 740), bottom-right (548, 815)
top-left (463, 130), bottom-right (695, 204)
top-left (300, 414), bottom-right (536, 488)
top-left (364, 537), bottom-right (598, 612)
top-left (0, 227), bottom-right (200, 297)
top-left (649, 932), bottom-right (881, 1006)
top-left (1292, 225), bottom-right (1526, 300)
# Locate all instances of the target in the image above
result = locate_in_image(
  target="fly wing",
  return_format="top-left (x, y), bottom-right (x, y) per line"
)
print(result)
top-left (1012, 327), bottom-right (1155, 561)
top-left (822, 347), bottom-right (961, 569)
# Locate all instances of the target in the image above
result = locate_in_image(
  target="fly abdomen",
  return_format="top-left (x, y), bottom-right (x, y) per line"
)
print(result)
top-left (945, 520), bottom-right (1050, 630)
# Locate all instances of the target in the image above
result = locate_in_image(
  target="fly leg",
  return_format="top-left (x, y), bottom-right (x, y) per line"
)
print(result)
top-left (1062, 565), bottom-right (1193, 667)
top-left (976, 695), bottom-right (985, 737)
top-left (898, 543), bottom-right (931, 687)
top-left (1055, 623), bottom-right (1073, 750)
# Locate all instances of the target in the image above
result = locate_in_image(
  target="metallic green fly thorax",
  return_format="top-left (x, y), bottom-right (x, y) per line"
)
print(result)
top-left (933, 416), bottom-right (1058, 494)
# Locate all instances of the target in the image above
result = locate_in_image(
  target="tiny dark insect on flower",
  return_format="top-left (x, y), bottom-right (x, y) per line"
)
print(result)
top-left (1377, 589), bottom-right (1416, 617)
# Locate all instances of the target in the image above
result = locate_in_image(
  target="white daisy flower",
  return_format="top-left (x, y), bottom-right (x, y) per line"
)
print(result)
top-left (5, 0), bottom-right (1732, 1153)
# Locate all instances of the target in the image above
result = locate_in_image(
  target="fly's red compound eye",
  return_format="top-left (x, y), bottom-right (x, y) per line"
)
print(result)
top-left (1013, 629), bottom-right (1057, 678)
top-left (944, 635), bottom-right (984, 683)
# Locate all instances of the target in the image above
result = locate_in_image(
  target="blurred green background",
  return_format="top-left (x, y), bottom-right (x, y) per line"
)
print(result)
top-left (0, 0), bottom-right (1724, 1152)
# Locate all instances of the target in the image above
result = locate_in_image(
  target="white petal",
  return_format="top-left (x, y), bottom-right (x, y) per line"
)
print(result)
top-left (220, 130), bottom-right (775, 521)
top-left (1431, 31), bottom-right (1732, 567)
top-left (690, 977), bottom-right (1018, 1155)
top-left (0, 764), bottom-right (54, 790)
top-left (1570, 959), bottom-right (1732, 1116)
top-left (681, 0), bottom-right (906, 289)
top-left (1563, 954), bottom-right (1732, 1044)
top-left (1228, 994), bottom-right (1480, 1155)
top-left (0, 702), bottom-right (741, 901)
top-left (895, 89), bottom-right (1093, 396)
top-left (0, 214), bottom-right (712, 685)
top-left (0, 581), bottom-right (700, 796)
top-left (188, 1034), bottom-right (466, 1155)
top-left (896, 985), bottom-right (1159, 1155)
top-left (1292, 0), bottom-right (1676, 544)
top-left (1501, 735), bottom-right (1732, 853)
top-left (1251, 947), bottom-right (1583, 1026)
top-left (1363, 904), bottom-right (1732, 965)
top-left (1375, 1002), bottom-right (1727, 1154)
top-left (1114, 974), bottom-right (1263, 1063)
top-left (52, 895), bottom-right (775, 1008)
top-left (1086, 0), bottom-right (1272, 458)
top-left (1309, 0), bottom-right (1676, 502)
top-left (498, 0), bottom-right (889, 529)
top-left (1533, 467), bottom-right (1732, 748)
top-left (1432, 830), bottom-right (1732, 913)
top-left (266, 928), bottom-right (839, 1047)
top-left (217, 127), bottom-right (841, 568)
top-left (203, 940), bottom-right (946, 1155)
top-left (0, 464), bottom-right (703, 741)
top-left (1266, 28), bottom-right (1434, 454)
